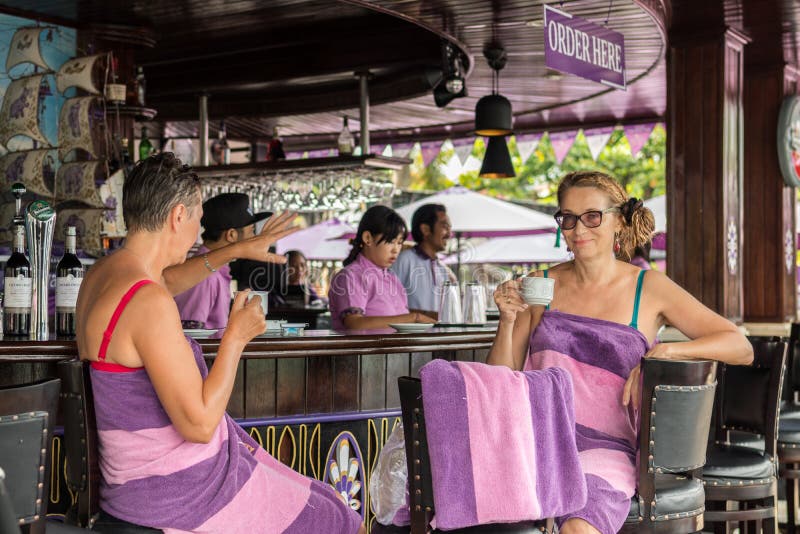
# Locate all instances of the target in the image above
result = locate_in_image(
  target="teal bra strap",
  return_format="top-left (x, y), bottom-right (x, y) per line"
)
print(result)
top-left (543, 269), bottom-right (550, 310)
top-left (629, 270), bottom-right (646, 329)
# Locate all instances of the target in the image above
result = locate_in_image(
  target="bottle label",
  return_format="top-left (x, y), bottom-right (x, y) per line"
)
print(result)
top-left (56, 275), bottom-right (83, 307)
top-left (4, 276), bottom-right (32, 308)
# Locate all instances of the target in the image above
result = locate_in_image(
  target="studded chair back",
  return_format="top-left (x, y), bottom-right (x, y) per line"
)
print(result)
top-left (0, 378), bottom-right (60, 533)
top-left (57, 360), bottom-right (99, 528)
top-left (627, 358), bottom-right (717, 530)
top-left (716, 337), bottom-right (786, 458)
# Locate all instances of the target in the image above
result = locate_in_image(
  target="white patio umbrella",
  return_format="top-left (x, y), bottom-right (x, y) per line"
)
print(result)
top-left (275, 218), bottom-right (354, 261)
top-left (444, 234), bottom-right (570, 265)
top-left (395, 186), bottom-right (557, 237)
top-left (644, 195), bottom-right (666, 234)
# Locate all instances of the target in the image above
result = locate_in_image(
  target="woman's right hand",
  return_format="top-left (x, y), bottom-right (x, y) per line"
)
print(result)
top-left (494, 279), bottom-right (528, 324)
top-left (225, 290), bottom-right (267, 346)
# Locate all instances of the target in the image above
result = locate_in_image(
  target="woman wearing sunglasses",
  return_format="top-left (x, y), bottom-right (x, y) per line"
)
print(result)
top-left (487, 170), bottom-right (752, 534)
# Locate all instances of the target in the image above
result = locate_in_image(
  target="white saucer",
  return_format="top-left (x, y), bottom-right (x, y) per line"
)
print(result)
top-left (389, 323), bottom-right (435, 333)
top-left (183, 328), bottom-right (218, 337)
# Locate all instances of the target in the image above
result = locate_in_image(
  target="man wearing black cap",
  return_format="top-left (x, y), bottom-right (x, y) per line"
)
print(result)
top-left (174, 193), bottom-right (272, 329)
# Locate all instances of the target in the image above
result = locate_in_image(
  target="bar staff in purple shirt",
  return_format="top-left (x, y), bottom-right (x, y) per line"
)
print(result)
top-left (174, 193), bottom-right (291, 329)
top-left (328, 206), bottom-right (436, 330)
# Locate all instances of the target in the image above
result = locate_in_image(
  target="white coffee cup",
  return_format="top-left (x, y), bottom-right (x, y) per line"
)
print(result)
top-left (246, 290), bottom-right (269, 316)
top-left (520, 277), bottom-right (555, 306)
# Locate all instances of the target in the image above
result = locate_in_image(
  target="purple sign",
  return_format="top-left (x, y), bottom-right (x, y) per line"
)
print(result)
top-left (544, 5), bottom-right (626, 90)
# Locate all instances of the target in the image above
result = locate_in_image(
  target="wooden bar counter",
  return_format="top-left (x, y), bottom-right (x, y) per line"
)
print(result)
top-left (0, 326), bottom-right (497, 529)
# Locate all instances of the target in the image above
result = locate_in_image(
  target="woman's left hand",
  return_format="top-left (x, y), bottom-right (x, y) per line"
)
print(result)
top-left (622, 343), bottom-right (675, 408)
top-left (235, 211), bottom-right (299, 263)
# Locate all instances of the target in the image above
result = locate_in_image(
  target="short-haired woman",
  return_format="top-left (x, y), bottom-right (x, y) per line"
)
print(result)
top-left (489, 171), bottom-right (752, 534)
top-left (76, 153), bottom-right (365, 533)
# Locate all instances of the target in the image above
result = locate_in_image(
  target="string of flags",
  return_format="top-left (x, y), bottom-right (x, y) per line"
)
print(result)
top-left (285, 122), bottom-right (663, 170)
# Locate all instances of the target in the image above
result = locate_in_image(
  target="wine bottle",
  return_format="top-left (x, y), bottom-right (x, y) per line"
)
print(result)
top-left (56, 226), bottom-right (84, 336)
top-left (267, 126), bottom-right (286, 161)
top-left (4, 224), bottom-right (31, 336)
top-left (139, 127), bottom-right (154, 161)
top-left (337, 116), bottom-right (354, 155)
top-left (135, 66), bottom-right (146, 107)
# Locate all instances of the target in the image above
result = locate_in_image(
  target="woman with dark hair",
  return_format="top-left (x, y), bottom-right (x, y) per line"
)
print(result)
top-left (282, 250), bottom-right (325, 306)
top-left (329, 205), bottom-right (436, 330)
top-left (75, 153), bottom-right (365, 533)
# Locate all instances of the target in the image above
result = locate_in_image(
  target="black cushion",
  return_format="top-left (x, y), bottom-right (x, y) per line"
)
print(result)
top-left (703, 445), bottom-right (775, 480)
top-left (626, 478), bottom-right (705, 522)
top-left (92, 510), bottom-right (163, 533)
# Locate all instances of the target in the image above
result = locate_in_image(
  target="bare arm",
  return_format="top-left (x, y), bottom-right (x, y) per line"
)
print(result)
top-left (622, 271), bottom-right (752, 407)
top-left (647, 271), bottom-right (753, 365)
top-left (342, 311), bottom-right (436, 330)
top-left (135, 288), bottom-right (266, 443)
top-left (163, 212), bottom-right (299, 296)
top-left (486, 278), bottom-right (536, 370)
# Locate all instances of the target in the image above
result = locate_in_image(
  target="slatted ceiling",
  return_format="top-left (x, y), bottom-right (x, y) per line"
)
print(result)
top-left (11, 0), bottom-right (678, 142)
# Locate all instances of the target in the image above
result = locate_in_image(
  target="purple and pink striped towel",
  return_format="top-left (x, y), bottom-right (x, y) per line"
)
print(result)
top-left (419, 359), bottom-right (587, 530)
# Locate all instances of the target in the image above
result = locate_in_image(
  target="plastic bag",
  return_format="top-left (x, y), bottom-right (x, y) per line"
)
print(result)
top-left (369, 422), bottom-right (410, 526)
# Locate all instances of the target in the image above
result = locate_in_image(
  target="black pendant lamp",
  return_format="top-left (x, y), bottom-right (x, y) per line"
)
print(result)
top-left (475, 45), bottom-right (512, 136)
top-left (479, 136), bottom-right (515, 178)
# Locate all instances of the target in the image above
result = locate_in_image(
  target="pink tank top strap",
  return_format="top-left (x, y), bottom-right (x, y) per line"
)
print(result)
top-left (97, 279), bottom-right (154, 362)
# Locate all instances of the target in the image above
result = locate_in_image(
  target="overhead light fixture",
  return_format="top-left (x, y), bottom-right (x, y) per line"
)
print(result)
top-left (475, 44), bottom-right (512, 136)
top-left (428, 41), bottom-right (467, 108)
top-left (479, 136), bottom-right (515, 178)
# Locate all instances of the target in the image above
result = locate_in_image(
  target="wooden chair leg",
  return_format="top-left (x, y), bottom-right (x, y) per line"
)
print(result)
top-left (763, 496), bottom-right (778, 534)
top-left (788, 471), bottom-right (799, 534)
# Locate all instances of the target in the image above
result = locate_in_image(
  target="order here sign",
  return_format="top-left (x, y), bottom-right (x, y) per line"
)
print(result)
top-left (544, 5), bottom-right (626, 90)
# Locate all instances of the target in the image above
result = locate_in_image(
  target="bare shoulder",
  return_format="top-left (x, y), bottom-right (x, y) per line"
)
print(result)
top-left (535, 260), bottom-right (573, 279)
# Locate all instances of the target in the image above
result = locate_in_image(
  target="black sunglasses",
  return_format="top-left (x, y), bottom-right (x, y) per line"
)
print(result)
top-left (554, 207), bottom-right (620, 230)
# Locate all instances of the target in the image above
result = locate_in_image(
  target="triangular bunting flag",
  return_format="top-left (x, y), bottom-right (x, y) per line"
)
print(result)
top-left (420, 140), bottom-right (442, 167)
top-left (623, 123), bottom-right (655, 157)
top-left (392, 143), bottom-right (414, 159)
top-left (515, 133), bottom-right (542, 165)
top-left (584, 126), bottom-right (615, 161)
top-left (549, 131), bottom-right (577, 164)
top-left (452, 137), bottom-right (475, 167)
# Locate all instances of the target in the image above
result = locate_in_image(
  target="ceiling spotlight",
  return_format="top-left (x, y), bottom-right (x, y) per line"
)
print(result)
top-left (429, 41), bottom-right (468, 108)
top-left (475, 44), bottom-right (512, 136)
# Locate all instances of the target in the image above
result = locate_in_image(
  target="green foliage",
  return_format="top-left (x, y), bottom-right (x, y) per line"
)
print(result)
top-left (407, 124), bottom-right (666, 202)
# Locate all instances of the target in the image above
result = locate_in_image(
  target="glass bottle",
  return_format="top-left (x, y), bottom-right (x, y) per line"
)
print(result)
top-left (135, 66), bottom-right (146, 107)
top-left (338, 116), bottom-right (354, 156)
top-left (139, 127), bottom-right (154, 161)
top-left (56, 226), bottom-right (84, 336)
top-left (4, 224), bottom-right (31, 336)
top-left (215, 121), bottom-right (231, 165)
top-left (267, 126), bottom-right (286, 161)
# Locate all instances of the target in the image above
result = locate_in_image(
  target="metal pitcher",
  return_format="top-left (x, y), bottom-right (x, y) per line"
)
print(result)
top-left (439, 281), bottom-right (463, 324)
top-left (462, 282), bottom-right (487, 324)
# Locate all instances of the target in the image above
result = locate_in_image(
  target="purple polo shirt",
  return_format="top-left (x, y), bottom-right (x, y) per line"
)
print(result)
top-left (173, 245), bottom-right (232, 329)
top-left (328, 254), bottom-right (409, 330)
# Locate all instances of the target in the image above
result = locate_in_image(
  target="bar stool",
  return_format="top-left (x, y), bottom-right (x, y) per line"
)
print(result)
top-left (702, 337), bottom-right (787, 534)
top-left (0, 378), bottom-right (86, 533)
top-left (618, 358), bottom-right (717, 534)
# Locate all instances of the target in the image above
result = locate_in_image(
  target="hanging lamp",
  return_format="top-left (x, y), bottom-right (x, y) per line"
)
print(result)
top-left (475, 44), bottom-right (512, 136)
top-left (479, 136), bottom-right (515, 178)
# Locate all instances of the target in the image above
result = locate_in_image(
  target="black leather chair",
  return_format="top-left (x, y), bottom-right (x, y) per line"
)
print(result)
top-left (57, 360), bottom-right (162, 533)
top-left (0, 378), bottom-right (85, 534)
top-left (385, 376), bottom-right (548, 534)
top-left (618, 358), bottom-right (717, 534)
top-left (702, 336), bottom-right (787, 534)
top-left (0, 467), bottom-right (22, 534)
top-left (777, 323), bottom-right (800, 534)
